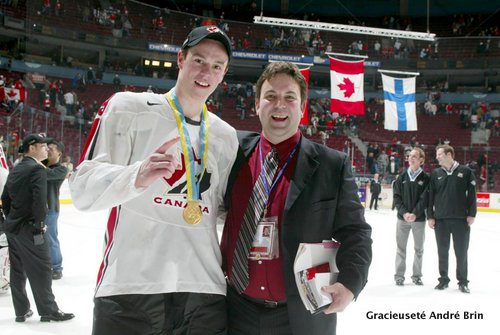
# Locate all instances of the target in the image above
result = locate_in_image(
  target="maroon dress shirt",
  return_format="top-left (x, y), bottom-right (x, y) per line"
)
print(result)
top-left (221, 131), bottom-right (301, 301)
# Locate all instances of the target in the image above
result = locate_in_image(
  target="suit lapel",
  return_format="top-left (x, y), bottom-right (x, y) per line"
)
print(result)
top-left (284, 138), bottom-right (320, 213)
top-left (239, 132), bottom-right (260, 159)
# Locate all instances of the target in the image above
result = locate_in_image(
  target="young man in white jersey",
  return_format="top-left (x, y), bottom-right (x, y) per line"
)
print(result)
top-left (69, 26), bottom-right (237, 335)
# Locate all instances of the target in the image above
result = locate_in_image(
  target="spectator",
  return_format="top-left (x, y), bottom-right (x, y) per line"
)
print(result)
top-left (112, 74), bottom-right (121, 92)
top-left (41, 0), bottom-right (51, 16)
top-left (86, 67), bottom-right (95, 84)
top-left (64, 91), bottom-right (75, 116)
top-left (43, 139), bottom-right (67, 280)
top-left (95, 68), bottom-right (103, 84)
top-left (54, 0), bottom-right (62, 16)
top-left (61, 155), bottom-right (73, 176)
top-left (377, 150), bottom-right (389, 180)
top-left (388, 155), bottom-right (400, 176)
top-left (43, 93), bottom-right (51, 113)
top-left (470, 112), bottom-right (478, 131)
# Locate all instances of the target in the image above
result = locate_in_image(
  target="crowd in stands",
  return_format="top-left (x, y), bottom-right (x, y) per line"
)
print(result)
top-left (1, 62), bottom-right (499, 190)
top-left (0, 72), bottom-right (25, 115)
top-left (450, 14), bottom-right (499, 37)
top-left (1, 1), bottom-right (500, 190)
top-left (2, 0), bottom-right (498, 66)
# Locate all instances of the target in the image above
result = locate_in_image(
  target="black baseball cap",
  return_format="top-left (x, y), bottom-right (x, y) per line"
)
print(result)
top-left (20, 134), bottom-right (49, 153)
top-left (181, 26), bottom-right (232, 60)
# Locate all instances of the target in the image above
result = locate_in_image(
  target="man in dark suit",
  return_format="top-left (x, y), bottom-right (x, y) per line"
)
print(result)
top-left (1, 134), bottom-right (74, 323)
top-left (221, 62), bottom-right (372, 335)
top-left (369, 173), bottom-right (382, 210)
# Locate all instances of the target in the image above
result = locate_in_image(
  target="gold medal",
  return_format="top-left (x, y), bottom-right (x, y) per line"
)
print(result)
top-left (166, 90), bottom-right (209, 226)
top-left (183, 201), bottom-right (202, 225)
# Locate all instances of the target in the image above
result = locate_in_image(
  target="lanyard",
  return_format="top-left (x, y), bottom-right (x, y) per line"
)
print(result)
top-left (407, 167), bottom-right (422, 182)
top-left (165, 89), bottom-right (209, 201)
top-left (259, 138), bottom-right (300, 210)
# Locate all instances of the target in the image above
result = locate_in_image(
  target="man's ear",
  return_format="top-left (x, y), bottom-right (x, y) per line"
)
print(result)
top-left (177, 50), bottom-right (185, 70)
top-left (255, 99), bottom-right (260, 115)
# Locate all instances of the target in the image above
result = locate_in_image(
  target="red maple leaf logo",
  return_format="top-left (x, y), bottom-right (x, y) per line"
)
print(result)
top-left (163, 149), bottom-right (201, 186)
top-left (7, 90), bottom-right (17, 98)
top-left (164, 156), bottom-right (185, 186)
top-left (337, 78), bottom-right (355, 98)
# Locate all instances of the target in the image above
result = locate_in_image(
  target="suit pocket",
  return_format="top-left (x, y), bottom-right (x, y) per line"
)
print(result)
top-left (310, 198), bottom-right (336, 212)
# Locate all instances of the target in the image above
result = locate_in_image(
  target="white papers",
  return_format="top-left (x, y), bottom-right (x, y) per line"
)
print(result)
top-left (293, 240), bottom-right (340, 314)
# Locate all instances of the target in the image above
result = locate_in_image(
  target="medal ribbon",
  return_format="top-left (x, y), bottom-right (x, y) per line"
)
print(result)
top-left (165, 89), bottom-right (209, 201)
top-left (259, 138), bottom-right (300, 210)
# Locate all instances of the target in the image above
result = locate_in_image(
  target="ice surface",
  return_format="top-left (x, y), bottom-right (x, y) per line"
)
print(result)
top-left (1, 205), bottom-right (498, 335)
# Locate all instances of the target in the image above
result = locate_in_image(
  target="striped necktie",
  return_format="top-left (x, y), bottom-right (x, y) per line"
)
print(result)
top-left (231, 147), bottom-right (279, 293)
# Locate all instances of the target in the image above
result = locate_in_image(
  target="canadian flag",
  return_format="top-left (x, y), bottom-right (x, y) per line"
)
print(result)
top-left (2, 87), bottom-right (26, 102)
top-left (299, 67), bottom-right (310, 125)
top-left (330, 57), bottom-right (365, 115)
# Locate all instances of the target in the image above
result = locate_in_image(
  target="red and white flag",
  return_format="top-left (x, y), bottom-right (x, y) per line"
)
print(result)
top-left (2, 87), bottom-right (26, 102)
top-left (330, 57), bottom-right (364, 115)
top-left (299, 67), bottom-right (310, 125)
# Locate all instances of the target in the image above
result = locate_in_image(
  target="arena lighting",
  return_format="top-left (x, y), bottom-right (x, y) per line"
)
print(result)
top-left (253, 16), bottom-right (436, 41)
top-left (144, 59), bottom-right (172, 68)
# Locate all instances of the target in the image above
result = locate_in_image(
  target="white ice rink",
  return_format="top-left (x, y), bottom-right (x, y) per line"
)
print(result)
top-left (0, 204), bottom-right (498, 335)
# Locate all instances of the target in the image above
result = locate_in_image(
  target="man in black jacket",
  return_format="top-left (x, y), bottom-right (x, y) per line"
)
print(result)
top-left (221, 62), bottom-right (372, 335)
top-left (1, 134), bottom-right (74, 322)
top-left (369, 173), bottom-right (382, 210)
top-left (44, 139), bottom-right (68, 280)
top-left (393, 148), bottom-right (430, 286)
top-left (428, 145), bottom-right (477, 294)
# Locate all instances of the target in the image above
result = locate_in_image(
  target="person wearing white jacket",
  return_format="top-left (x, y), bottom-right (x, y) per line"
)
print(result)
top-left (69, 26), bottom-right (237, 335)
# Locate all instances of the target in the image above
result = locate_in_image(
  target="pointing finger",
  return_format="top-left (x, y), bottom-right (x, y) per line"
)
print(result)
top-left (154, 136), bottom-right (180, 154)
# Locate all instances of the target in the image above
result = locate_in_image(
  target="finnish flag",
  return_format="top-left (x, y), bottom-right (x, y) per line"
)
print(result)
top-left (382, 74), bottom-right (417, 131)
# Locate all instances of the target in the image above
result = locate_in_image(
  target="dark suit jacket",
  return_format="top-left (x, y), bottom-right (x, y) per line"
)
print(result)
top-left (370, 179), bottom-right (381, 195)
top-left (1, 156), bottom-right (48, 233)
top-left (225, 132), bottom-right (372, 335)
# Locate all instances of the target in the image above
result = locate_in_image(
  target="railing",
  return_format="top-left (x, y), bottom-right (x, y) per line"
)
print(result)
top-left (1, 106), bottom-right (91, 166)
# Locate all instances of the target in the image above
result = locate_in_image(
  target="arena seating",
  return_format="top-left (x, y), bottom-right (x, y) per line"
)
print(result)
top-left (1, 1), bottom-right (498, 191)
top-left (6, 1), bottom-right (497, 62)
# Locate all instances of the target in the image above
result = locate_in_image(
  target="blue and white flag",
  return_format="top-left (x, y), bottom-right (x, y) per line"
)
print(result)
top-left (382, 74), bottom-right (417, 131)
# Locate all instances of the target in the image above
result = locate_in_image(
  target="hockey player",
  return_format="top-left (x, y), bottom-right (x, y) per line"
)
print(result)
top-left (69, 26), bottom-right (237, 334)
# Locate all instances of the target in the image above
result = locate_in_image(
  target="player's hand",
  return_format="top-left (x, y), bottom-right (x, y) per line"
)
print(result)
top-left (427, 219), bottom-right (435, 229)
top-left (135, 137), bottom-right (181, 188)
top-left (322, 282), bottom-right (354, 314)
top-left (407, 213), bottom-right (416, 222)
top-left (466, 216), bottom-right (475, 226)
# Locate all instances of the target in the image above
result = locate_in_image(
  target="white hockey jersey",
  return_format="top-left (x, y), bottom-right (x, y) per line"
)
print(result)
top-left (69, 91), bottom-right (238, 298)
